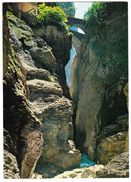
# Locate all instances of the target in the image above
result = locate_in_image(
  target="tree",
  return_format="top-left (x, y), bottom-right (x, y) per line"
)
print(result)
top-left (36, 3), bottom-right (68, 29)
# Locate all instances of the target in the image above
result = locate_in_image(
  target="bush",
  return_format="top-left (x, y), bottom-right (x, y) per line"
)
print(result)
top-left (84, 2), bottom-right (106, 21)
top-left (84, 2), bottom-right (127, 27)
top-left (56, 2), bottom-right (75, 17)
top-left (84, 2), bottom-right (128, 84)
top-left (36, 3), bottom-right (68, 30)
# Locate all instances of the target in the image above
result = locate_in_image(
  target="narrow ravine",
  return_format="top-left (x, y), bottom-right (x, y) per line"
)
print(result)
top-left (3, 2), bottom-right (129, 179)
top-left (65, 33), bottom-right (96, 168)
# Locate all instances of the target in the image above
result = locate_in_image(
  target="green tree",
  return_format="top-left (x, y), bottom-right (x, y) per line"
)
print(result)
top-left (56, 2), bottom-right (75, 17)
top-left (36, 3), bottom-right (68, 30)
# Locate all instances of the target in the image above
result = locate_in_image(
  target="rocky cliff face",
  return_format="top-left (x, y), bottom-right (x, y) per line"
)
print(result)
top-left (3, 8), bottom-right (80, 178)
top-left (3, 2), bottom-right (129, 179)
top-left (70, 2), bottom-right (128, 165)
top-left (3, 10), bottom-right (43, 178)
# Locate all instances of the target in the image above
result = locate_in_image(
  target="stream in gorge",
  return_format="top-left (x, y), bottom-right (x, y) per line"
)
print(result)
top-left (65, 43), bottom-right (96, 168)
top-left (3, 2), bottom-right (128, 178)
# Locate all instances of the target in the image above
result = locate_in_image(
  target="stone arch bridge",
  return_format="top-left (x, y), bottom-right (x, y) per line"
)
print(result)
top-left (68, 17), bottom-right (87, 40)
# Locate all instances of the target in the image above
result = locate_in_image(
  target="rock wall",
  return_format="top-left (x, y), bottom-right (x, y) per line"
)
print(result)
top-left (33, 25), bottom-right (72, 98)
top-left (70, 2), bottom-right (128, 163)
top-left (3, 2), bottom-right (129, 178)
top-left (3, 11), bottom-right (43, 178)
top-left (3, 7), bottom-right (80, 179)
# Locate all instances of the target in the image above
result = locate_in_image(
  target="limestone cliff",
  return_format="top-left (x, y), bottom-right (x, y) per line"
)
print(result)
top-left (3, 2), bottom-right (129, 179)
top-left (3, 6), bottom-right (80, 178)
top-left (3, 9), bottom-right (43, 178)
top-left (70, 2), bottom-right (128, 163)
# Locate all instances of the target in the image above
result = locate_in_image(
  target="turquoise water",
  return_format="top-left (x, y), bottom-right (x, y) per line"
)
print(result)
top-left (80, 153), bottom-right (95, 168)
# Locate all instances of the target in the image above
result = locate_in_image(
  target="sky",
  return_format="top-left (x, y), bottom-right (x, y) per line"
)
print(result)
top-left (74, 2), bottom-right (92, 19)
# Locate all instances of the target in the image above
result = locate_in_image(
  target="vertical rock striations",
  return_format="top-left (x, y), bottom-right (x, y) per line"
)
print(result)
top-left (3, 10), bottom-right (43, 178)
top-left (4, 8), bottom-right (80, 178)
top-left (70, 2), bottom-right (128, 164)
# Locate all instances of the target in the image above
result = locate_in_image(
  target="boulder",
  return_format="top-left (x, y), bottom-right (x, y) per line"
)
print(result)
top-left (97, 114), bottom-right (128, 144)
top-left (97, 131), bottom-right (128, 164)
top-left (96, 152), bottom-right (129, 178)
top-left (54, 165), bottom-right (104, 178)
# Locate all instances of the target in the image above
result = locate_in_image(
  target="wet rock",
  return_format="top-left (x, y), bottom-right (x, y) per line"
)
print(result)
top-left (96, 152), bottom-right (129, 178)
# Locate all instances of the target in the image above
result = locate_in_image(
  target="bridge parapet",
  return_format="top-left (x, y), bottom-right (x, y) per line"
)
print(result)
top-left (68, 17), bottom-right (87, 33)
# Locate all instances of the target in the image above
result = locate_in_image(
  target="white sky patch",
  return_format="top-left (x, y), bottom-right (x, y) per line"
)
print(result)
top-left (74, 2), bottom-right (93, 19)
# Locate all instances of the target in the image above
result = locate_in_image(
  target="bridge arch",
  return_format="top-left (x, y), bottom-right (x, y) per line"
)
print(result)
top-left (68, 17), bottom-right (87, 33)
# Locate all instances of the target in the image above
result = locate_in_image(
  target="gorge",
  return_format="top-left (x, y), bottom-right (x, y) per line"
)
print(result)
top-left (3, 2), bottom-right (129, 179)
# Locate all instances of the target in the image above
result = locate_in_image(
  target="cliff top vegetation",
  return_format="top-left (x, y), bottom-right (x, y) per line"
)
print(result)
top-left (84, 2), bottom-right (127, 27)
top-left (83, 2), bottom-right (128, 85)
top-left (35, 3), bottom-right (69, 31)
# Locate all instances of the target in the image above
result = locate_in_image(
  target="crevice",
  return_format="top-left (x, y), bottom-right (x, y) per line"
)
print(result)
top-left (100, 86), bottom-right (128, 130)
top-left (64, 40), bottom-right (87, 153)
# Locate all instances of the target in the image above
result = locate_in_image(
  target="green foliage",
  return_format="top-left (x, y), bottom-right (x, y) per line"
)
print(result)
top-left (84, 2), bottom-right (107, 33)
top-left (56, 2), bottom-right (75, 17)
top-left (84, 2), bottom-right (106, 21)
top-left (84, 2), bottom-right (127, 30)
top-left (36, 3), bottom-right (69, 30)
top-left (84, 2), bottom-right (128, 85)
top-left (6, 11), bottom-right (14, 17)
